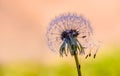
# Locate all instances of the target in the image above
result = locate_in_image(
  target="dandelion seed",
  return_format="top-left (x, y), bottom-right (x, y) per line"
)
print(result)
top-left (46, 13), bottom-right (100, 76)
top-left (46, 13), bottom-right (98, 57)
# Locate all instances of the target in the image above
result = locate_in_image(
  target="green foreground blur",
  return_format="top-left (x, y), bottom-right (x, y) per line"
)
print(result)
top-left (0, 46), bottom-right (120, 76)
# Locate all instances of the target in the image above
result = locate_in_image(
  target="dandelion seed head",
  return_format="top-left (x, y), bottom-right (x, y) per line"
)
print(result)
top-left (46, 13), bottom-right (99, 57)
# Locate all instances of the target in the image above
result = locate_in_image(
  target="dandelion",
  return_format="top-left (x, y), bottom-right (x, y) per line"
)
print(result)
top-left (46, 13), bottom-right (99, 76)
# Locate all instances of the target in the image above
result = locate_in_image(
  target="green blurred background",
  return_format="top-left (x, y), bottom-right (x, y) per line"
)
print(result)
top-left (0, 46), bottom-right (120, 76)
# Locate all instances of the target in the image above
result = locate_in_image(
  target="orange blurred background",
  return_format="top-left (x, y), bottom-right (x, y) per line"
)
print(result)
top-left (0, 0), bottom-right (120, 65)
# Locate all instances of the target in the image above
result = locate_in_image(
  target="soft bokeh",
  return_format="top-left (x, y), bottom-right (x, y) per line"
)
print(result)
top-left (0, 0), bottom-right (120, 76)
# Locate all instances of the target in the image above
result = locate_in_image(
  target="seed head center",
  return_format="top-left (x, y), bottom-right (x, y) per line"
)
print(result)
top-left (61, 29), bottom-right (79, 40)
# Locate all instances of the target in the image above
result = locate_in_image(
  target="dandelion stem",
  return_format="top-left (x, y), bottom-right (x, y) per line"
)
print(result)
top-left (74, 53), bottom-right (81, 76)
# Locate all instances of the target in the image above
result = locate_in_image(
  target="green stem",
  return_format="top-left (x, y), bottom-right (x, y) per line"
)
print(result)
top-left (74, 53), bottom-right (81, 76)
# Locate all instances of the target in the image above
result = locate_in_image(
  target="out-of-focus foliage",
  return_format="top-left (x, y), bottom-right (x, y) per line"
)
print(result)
top-left (0, 47), bottom-right (120, 76)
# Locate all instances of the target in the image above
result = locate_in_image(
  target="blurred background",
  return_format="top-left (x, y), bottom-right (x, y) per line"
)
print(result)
top-left (0, 0), bottom-right (120, 76)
